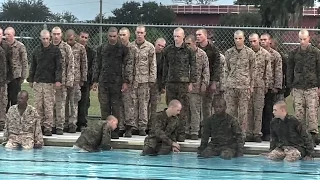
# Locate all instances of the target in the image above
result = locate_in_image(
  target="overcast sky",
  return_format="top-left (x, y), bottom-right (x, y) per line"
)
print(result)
top-left (0, 0), bottom-right (235, 21)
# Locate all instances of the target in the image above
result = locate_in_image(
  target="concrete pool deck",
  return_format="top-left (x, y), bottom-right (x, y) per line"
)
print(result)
top-left (0, 132), bottom-right (320, 156)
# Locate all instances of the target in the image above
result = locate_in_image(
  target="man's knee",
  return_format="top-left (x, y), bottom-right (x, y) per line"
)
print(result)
top-left (220, 149), bottom-right (236, 160)
top-left (157, 145), bottom-right (172, 155)
top-left (284, 148), bottom-right (301, 162)
top-left (141, 146), bottom-right (157, 156)
top-left (198, 146), bottom-right (218, 158)
top-left (267, 148), bottom-right (286, 161)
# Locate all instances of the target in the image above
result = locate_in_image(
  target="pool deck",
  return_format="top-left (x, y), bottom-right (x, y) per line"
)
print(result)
top-left (1, 132), bottom-right (320, 156)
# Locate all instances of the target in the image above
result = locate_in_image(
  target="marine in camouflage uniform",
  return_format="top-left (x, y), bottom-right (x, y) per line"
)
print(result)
top-left (185, 35), bottom-right (209, 140)
top-left (224, 31), bottom-right (255, 136)
top-left (260, 33), bottom-right (283, 141)
top-left (197, 98), bottom-right (244, 159)
top-left (267, 101), bottom-right (314, 162)
top-left (287, 30), bottom-right (320, 144)
top-left (247, 34), bottom-right (272, 142)
top-left (0, 46), bottom-right (7, 131)
top-left (162, 28), bottom-right (197, 142)
top-left (3, 91), bottom-right (43, 149)
top-left (65, 30), bottom-right (87, 133)
top-left (74, 116), bottom-right (118, 152)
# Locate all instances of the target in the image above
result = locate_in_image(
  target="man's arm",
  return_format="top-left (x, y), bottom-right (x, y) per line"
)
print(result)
top-left (189, 48), bottom-right (197, 83)
top-left (274, 52), bottom-right (283, 90)
top-left (33, 109), bottom-right (44, 147)
top-left (249, 50), bottom-right (256, 90)
top-left (0, 48), bottom-right (6, 87)
top-left (65, 44), bottom-right (75, 87)
top-left (99, 126), bottom-right (112, 150)
top-left (316, 49), bottom-right (320, 88)
top-left (54, 47), bottom-right (63, 83)
top-left (27, 51), bottom-right (37, 83)
top-left (265, 52), bottom-right (273, 90)
top-left (162, 48), bottom-right (168, 87)
top-left (20, 43), bottom-right (28, 80)
top-left (201, 53), bottom-right (210, 88)
top-left (80, 45), bottom-right (88, 83)
top-left (286, 52), bottom-right (294, 89)
top-left (148, 45), bottom-right (157, 83)
top-left (210, 43), bottom-right (221, 82)
top-left (92, 46), bottom-right (102, 83)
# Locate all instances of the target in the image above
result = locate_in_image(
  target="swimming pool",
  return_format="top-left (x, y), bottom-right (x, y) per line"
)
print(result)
top-left (0, 146), bottom-right (319, 180)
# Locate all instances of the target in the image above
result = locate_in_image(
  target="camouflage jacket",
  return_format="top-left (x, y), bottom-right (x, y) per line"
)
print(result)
top-left (93, 41), bottom-right (129, 84)
top-left (191, 47), bottom-right (210, 94)
top-left (55, 41), bottom-right (74, 87)
top-left (123, 42), bottom-right (136, 85)
top-left (27, 43), bottom-right (62, 84)
top-left (267, 48), bottom-right (283, 89)
top-left (147, 109), bottom-right (179, 146)
top-left (252, 47), bottom-right (272, 88)
top-left (70, 42), bottom-right (87, 83)
top-left (85, 45), bottom-right (95, 85)
top-left (197, 40), bottom-right (220, 82)
top-left (132, 40), bottom-right (156, 84)
top-left (224, 45), bottom-right (256, 89)
top-left (75, 121), bottom-right (112, 152)
top-left (199, 113), bottom-right (244, 151)
top-left (0, 47), bottom-right (6, 87)
top-left (1, 40), bottom-right (13, 82)
top-left (219, 53), bottom-right (226, 91)
top-left (3, 105), bottom-right (44, 146)
top-left (287, 45), bottom-right (320, 89)
top-left (270, 115), bottom-right (314, 156)
top-left (8, 40), bottom-right (28, 80)
top-left (162, 43), bottom-right (197, 85)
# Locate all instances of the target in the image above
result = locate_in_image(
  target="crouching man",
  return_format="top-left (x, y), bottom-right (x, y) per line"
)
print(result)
top-left (197, 98), bottom-right (244, 160)
top-left (141, 100), bottom-right (182, 156)
top-left (73, 115), bottom-right (118, 152)
top-left (3, 90), bottom-right (44, 149)
top-left (265, 101), bottom-right (314, 162)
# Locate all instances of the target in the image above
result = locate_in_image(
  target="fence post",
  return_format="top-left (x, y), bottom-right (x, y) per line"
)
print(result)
top-left (43, 23), bottom-right (47, 30)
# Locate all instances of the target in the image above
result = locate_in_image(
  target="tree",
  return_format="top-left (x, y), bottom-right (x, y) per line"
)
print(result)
top-left (49, 11), bottom-right (78, 23)
top-left (178, 0), bottom-right (217, 4)
top-left (0, 0), bottom-right (52, 21)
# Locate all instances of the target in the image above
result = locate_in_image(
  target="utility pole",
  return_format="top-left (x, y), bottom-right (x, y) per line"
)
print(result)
top-left (99, 0), bottom-right (103, 45)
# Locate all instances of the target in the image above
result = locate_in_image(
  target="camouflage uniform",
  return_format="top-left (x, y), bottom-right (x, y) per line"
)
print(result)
top-left (27, 43), bottom-right (62, 132)
top-left (53, 41), bottom-right (74, 131)
top-left (162, 43), bottom-right (197, 141)
top-left (148, 51), bottom-right (164, 130)
top-left (7, 40), bottom-right (28, 110)
top-left (198, 113), bottom-right (244, 159)
top-left (198, 40), bottom-right (220, 120)
top-left (3, 105), bottom-right (44, 149)
top-left (74, 121), bottom-right (112, 152)
top-left (287, 45), bottom-right (320, 134)
top-left (0, 47), bottom-right (7, 130)
top-left (224, 46), bottom-right (255, 135)
top-left (262, 48), bottom-right (283, 139)
top-left (93, 41), bottom-right (129, 123)
top-left (65, 42), bottom-right (87, 130)
top-left (131, 40), bottom-right (156, 132)
top-left (142, 109), bottom-right (179, 156)
top-left (268, 115), bottom-right (314, 161)
top-left (187, 48), bottom-right (209, 136)
top-left (247, 47), bottom-right (272, 138)
top-left (215, 53), bottom-right (226, 99)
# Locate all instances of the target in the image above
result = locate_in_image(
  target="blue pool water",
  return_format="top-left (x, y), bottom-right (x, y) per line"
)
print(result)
top-left (0, 146), bottom-right (319, 180)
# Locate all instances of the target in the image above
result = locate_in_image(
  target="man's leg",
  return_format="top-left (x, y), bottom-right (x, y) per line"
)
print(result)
top-left (77, 83), bottom-right (90, 130)
top-left (33, 83), bottom-right (44, 129)
top-left (148, 83), bottom-right (159, 131)
top-left (253, 88), bottom-right (265, 142)
top-left (98, 84), bottom-right (111, 120)
top-left (189, 93), bottom-right (201, 140)
top-left (137, 83), bottom-right (150, 135)
top-left (305, 88), bottom-right (319, 144)
top-left (266, 148), bottom-right (286, 161)
top-left (110, 84), bottom-right (122, 139)
top-left (21, 137), bottom-right (34, 150)
top-left (68, 84), bottom-right (81, 133)
top-left (5, 139), bottom-right (19, 149)
top-left (283, 146), bottom-right (302, 162)
top-left (246, 91), bottom-right (254, 141)
top-left (292, 88), bottom-right (306, 125)
top-left (0, 84), bottom-right (8, 131)
top-left (225, 88), bottom-right (238, 120)
top-left (7, 78), bottom-right (21, 111)
top-left (123, 85), bottom-right (138, 137)
top-left (219, 148), bottom-right (236, 160)
top-left (54, 87), bottom-right (67, 134)
top-left (202, 90), bottom-right (214, 120)
top-left (176, 83), bottom-right (189, 142)
top-left (141, 137), bottom-right (158, 156)
top-left (198, 145), bottom-right (219, 158)
top-left (157, 143), bottom-right (172, 155)
top-left (238, 89), bottom-right (250, 138)
top-left (261, 90), bottom-right (276, 141)
top-left (43, 83), bottom-right (55, 136)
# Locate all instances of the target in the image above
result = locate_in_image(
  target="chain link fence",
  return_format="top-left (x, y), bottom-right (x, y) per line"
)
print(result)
top-left (1, 21), bottom-right (320, 61)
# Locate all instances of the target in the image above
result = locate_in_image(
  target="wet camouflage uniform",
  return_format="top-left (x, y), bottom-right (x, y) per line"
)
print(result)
top-left (262, 48), bottom-right (283, 139)
top-left (247, 47), bottom-right (272, 138)
top-left (287, 45), bottom-right (320, 135)
top-left (27, 43), bottom-right (62, 133)
top-left (187, 48), bottom-right (209, 136)
top-left (268, 115), bottom-right (314, 161)
top-left (78, 45), bottom-right (95, 129)
top-left (74, 121), bottom-right (112, 152)
top-left (0, 47), bottom-right (7, 130)
top-left (162, 43), bottom-right (197, 141)
top-left (148, 51), bottom-right (164, 130)
top-left (93, 41), bottom-right (129, 123)
top-left (7, 40), bottom-right (28, 110)
top-left (53, 41), bottom-right (74, 131)
top-left (198, 113), bottom-right (244, 159)
top-left (65, 42), bottom-right (87, 130)
top-left (224, 46), bottom-right (255, 136)
top-left (142, 109), bottom-right (179, 155)
top-left (198, 40), bottom-right (220, 120)
top-left (3, 105), bottom-right (44, 149)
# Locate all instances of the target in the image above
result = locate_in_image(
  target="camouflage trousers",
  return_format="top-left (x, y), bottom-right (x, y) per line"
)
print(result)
top-left (266, 147), bottom-right (301, 162)
top-left (202, 90), bottom-right (214, 120)
top-left (225, 88), bottom-right (250, 136)
top-left (98, 83), bottom-right (122, 122)
top-left (122, 84), bottom-right (137, 130)
top-left (65, 84), bottom-right (81, 129)
top-left (148, 83), bottom-right (161, 130)
top-left (166, 83), bottom-right (190, 139)
top-left (132, 83), bottom-right (150, 131)
top-left (247, 88), bottom-right (265, 136)
top-left (5, 134), bottom-right (33, 149)
top-left (187, 93), bottom-right (202, 135)
top-left (142, 136), bottom-right (172, 156)
top-left (53, 86), bottom-right (67, 130)
top-left (33, 83), bottom-right (55, 131)
top-left (0, 84), bottom-right (8, 128)
top-left (198, 145), bottom-right (236, 159)
top-left (292, 88), bottom-right (319, 134)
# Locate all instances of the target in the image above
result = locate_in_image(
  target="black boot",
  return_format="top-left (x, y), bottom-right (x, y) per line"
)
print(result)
top-left (125, 126), bottom-right (132, 138)
top-left (177, 134), bottom-right (185, 142)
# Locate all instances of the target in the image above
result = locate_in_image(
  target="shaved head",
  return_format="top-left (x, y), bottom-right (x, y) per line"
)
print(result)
top-left (298, 29), bottom-right (310, 48)
top-left (249, 33), bottom-right (259, 39)
top-left (174, 27), bottom-right (184, 35)
top-left (299, 29), bottom-right (309, 37)
top-left (234, 30), bottom-right (244, 38)
top-left (168, 99), bottom-right (182, 108)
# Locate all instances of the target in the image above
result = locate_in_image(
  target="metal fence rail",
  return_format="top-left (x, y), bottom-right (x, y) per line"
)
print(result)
top-left (0, 21), bottom-right (320, 61)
